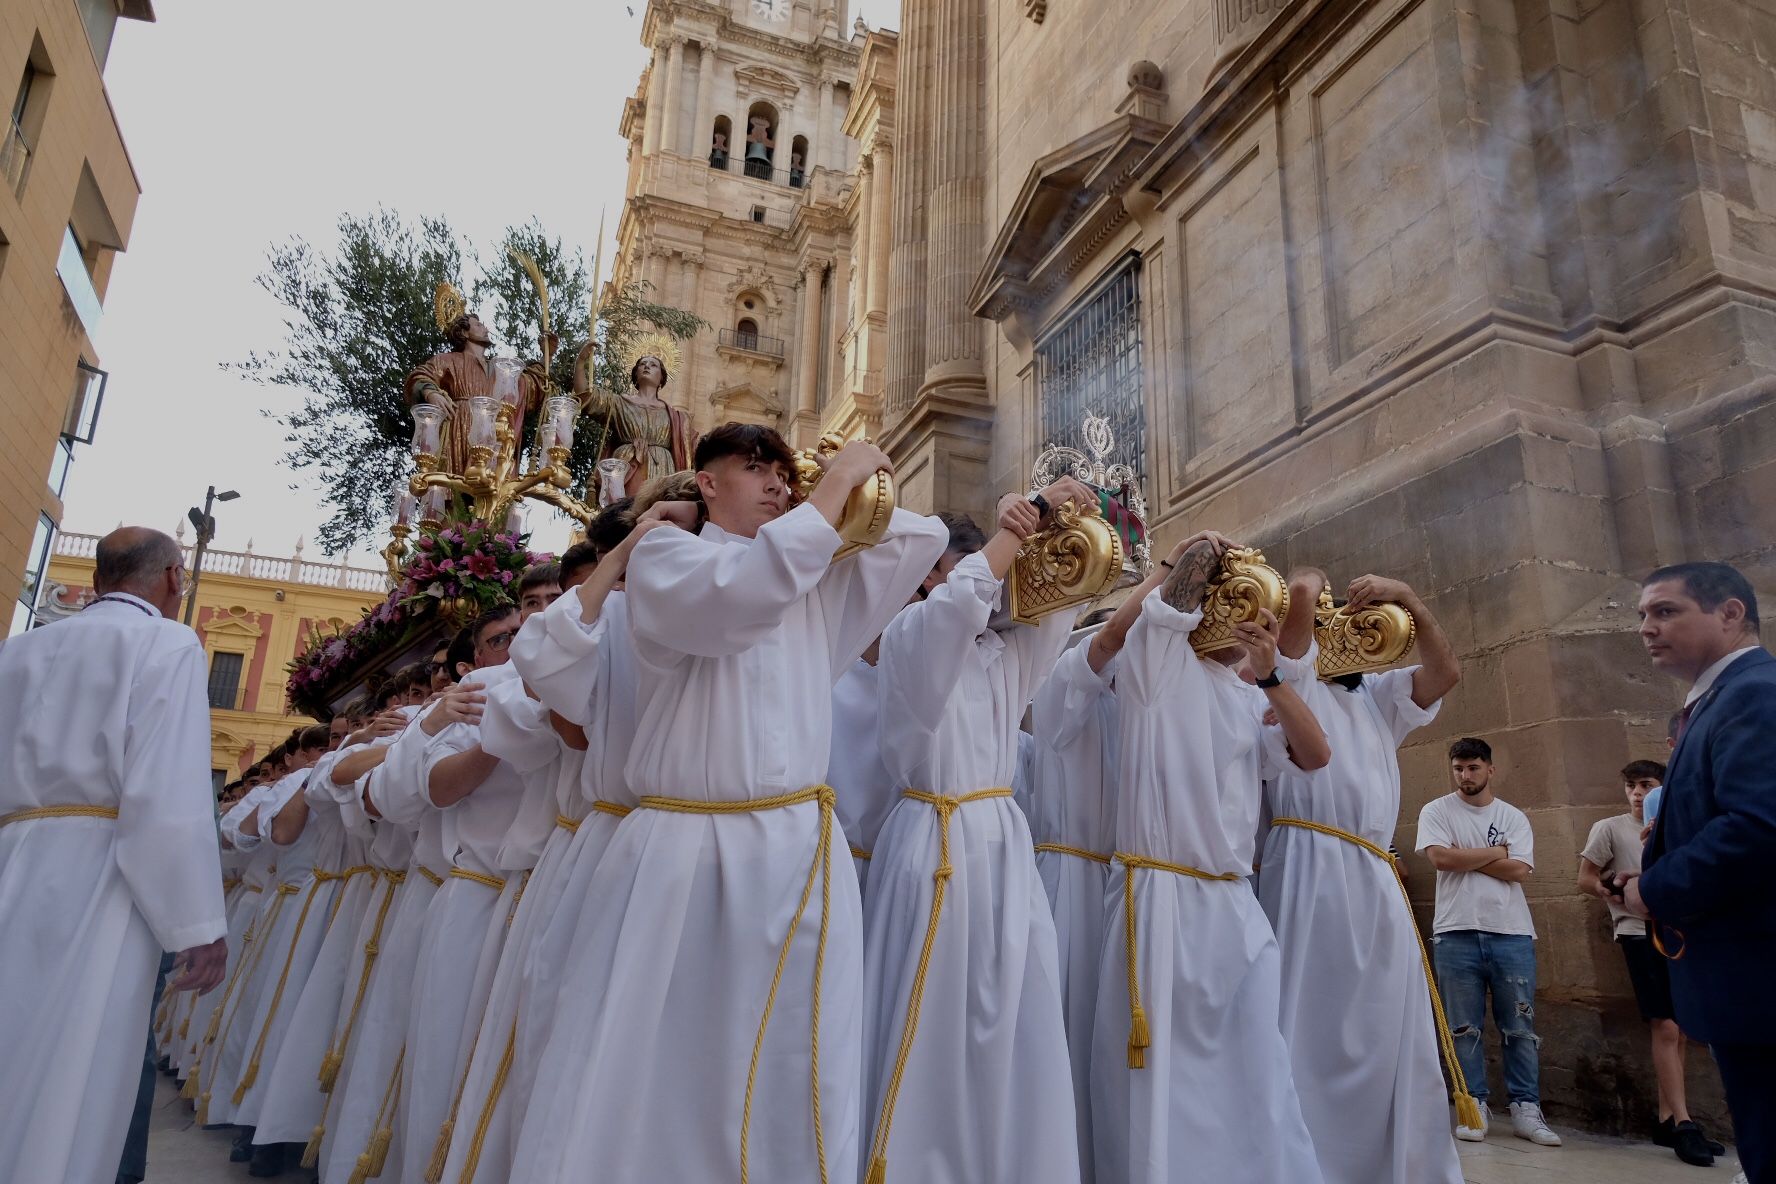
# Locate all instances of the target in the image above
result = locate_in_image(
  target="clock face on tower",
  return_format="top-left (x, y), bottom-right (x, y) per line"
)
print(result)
top-left (750, 0), bottom-right (790, 22)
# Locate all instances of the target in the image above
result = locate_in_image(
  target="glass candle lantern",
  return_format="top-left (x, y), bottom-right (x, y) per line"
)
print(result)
top-left (410, 404), bottom-right (445, 458)
top-left (490, 358), bottom-right (526, 415)
top-left (467, 396), bottom-right (498, 450)
top-left (392, 480), bottom-right (416, 527)
top-left (418, 485), bottom-right (450, 526)
top-left (545, 395), bottom-right (578, 451)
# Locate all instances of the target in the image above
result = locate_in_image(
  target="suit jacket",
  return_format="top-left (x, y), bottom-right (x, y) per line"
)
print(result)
top-left (1639, 646), bottom-right (1776, 1045)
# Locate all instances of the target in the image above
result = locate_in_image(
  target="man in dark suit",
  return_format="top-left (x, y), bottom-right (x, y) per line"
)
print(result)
top-left (1624, 561), bottom-right (1774, 1183)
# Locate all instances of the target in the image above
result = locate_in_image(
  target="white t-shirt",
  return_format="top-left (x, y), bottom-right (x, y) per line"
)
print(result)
top-left (1414, 792), bottom-right (1537, 938)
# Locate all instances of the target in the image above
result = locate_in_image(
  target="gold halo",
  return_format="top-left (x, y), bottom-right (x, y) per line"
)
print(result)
top-left (619, 331), bottom-right (685, 386)
top-left (434, 282), bottom-right (468, 333)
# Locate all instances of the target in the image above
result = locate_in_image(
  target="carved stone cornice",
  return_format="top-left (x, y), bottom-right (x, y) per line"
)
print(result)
top-left (969, 112), bottom-right (1168, 326)
top-left (735, 63), bottom-right (804, 98)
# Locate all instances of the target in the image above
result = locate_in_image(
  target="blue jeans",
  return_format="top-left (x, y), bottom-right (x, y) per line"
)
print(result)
top-left (1432, 930), bottom-right (1540, 1105)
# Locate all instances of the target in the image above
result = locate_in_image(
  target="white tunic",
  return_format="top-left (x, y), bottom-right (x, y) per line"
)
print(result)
top-left (186, 784), bottom-right (279, 1083)
top-left (1258, 643), bottom-right (1462, 1184)
top-left (0, 593), bottom-right (226, 1184)
top-left (1089, 590), bottom-right (1324, 1184)
top-left (1029, 640), bottom-right (1120, 1182)
top-left (861, 552), bottom-right (1080, 1183)
top-left (509, 503), bottom-right (947, 1184)
top-left (828, 657), bottom-right (893, 889)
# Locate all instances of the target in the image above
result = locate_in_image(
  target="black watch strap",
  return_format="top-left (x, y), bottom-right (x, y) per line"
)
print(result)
top-left (1028, 492), bottom-right (1051, 516)
top-left (1256, 670), bottom-right (1283, 689)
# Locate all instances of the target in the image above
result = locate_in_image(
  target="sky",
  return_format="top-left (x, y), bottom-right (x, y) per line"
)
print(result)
top-left (64, 0), bottom-right (900, 565)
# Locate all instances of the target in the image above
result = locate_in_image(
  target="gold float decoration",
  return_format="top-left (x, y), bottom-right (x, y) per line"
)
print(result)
top-left (616, 330), bottom-right (685, 387)
top-left (1313, 588), bottom-right (1417, 679)
top-left (1187, 547), bottom-right (1289, 657)
top-left (793, 432), bottom-right (894, 560)
top-left (1009, 497), bottom-right (1123, 624)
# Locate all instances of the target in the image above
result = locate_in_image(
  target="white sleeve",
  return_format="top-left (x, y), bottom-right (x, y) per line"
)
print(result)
top-left (1117, 588), bottom-right (1210, 709)
top-left (219, 793), bottom-right (261, 852)
top-left (1414, 799), bottom-right (1452, 853)
top-left (367, 714), bottom-right (437, 827)
top-left (479, 676), bottom-right (562, 775)
top-left (628, 504), bottom-right (842, 662)
top-left (1003, 603), bottom-right (1083, 713)
top-left (813, 508), bottom-right (951, 673)
top-left (1033, 643), bottom-right (1112, 751)
top-left (116, 638), bottom-right (227, 952)
top-left (1275, 638), bottom-right (1320, 686)
top-left (419, 721), bottom-right (485, 806)
top-left (1505, 806), bottom-right (1536, 868)
top-left (509, 591), bottom-right (607, 726)
top-left (878, 551), bottom-right (999, 734)
top-left (1368, 666), bottom-right (1441, 743)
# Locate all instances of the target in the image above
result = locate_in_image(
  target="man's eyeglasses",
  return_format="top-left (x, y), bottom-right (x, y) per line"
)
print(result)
top-left (481, 630), bottom-right (518, 651)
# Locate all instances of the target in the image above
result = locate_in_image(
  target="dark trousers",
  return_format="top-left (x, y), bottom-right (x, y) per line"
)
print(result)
top-left (117, 952), bottom-right (176, 1184)
top-left (1712, 1042), bottom-right (1776, 1183)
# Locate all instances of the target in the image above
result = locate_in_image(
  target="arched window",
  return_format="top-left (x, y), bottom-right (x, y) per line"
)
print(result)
top-left (789, 135), bottom-right (809, 188)
top-left (743, 101), bottom-right (778, 180)
top-left (710, 115), bottom-right (732, 170)
top-left (735, 317), bottom-right (760, 349)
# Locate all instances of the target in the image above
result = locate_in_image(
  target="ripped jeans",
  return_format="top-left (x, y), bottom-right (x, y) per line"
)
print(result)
top-left (1432, 930), bottom-right (1541, 1104)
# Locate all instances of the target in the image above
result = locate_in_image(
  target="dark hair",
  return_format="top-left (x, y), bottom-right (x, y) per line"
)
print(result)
top-left (445, 625), bottom-right (477, 681)
top-left (299, 724), bottom-right (331, 750)
top-left (444, 312), bottom-right (475, 351)
top-left (586, 498), bottom-right (636, 561)
top-left (631, 355), bottom-right (670, 390)
top-left (470, 601), bottom-right (519, 648)
top-left (938, 512), bottom-right (988, 556)
top-left (519, 562), bottom-right (562, 597)
top-left (1643, 561), bottom-right (1760, 632)
top-left (1666, 710), bottom-right (1685, 742)
top-left (1622, 759), bottom-right (1666, 783)
top-left (558, 540), bottom-right (603, 586)
top-left (94, 529), bottom-right (182, 595)
top-left (1448, 737), bottom-right (1493, 764)
top-left (693, 422), bottom-right (796, 474)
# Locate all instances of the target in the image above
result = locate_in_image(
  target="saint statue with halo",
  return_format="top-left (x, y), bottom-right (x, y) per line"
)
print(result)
top-left (573, 331), bottom-right (698, 505)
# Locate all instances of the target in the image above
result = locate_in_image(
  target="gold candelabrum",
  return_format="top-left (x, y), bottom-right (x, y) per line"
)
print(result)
top-left (382, 361), bottom-right (596, 583)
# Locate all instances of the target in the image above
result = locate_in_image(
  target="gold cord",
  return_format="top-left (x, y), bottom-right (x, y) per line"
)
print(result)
top-left (1116, 852), bottom-right (1243, 1069)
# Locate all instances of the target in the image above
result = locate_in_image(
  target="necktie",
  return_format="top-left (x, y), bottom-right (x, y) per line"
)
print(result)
top-left (1674, 699), bottom-right (1697, 745)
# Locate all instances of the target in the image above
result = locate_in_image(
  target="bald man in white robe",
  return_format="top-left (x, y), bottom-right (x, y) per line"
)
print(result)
top-left (0, 528), bottom-right (226, 1184)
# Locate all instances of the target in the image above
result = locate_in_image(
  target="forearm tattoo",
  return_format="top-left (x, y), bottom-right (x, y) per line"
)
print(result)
top-left (1161, 540), bottom-right (1220, 613)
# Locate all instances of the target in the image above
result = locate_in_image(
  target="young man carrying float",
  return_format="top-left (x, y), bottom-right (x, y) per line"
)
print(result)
top-left (509, 423), bottom-right (947, 1183)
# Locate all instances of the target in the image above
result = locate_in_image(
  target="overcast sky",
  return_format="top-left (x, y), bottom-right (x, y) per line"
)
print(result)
top-left (65, 0), bottom-right (899, 565)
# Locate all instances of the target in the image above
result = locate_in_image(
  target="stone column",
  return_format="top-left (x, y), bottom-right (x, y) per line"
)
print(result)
top-left (867, 141), bottom-right (893, 316)
top-left (661, 37), bottom-right (686, 155)
top-left (886, 0), bottom-right (932, 416)
top-left (817, 79), bottom-right (835, 173)
top-left (691, 43), bottom-right (717, 162)
top-left (921, 0), bottom-right (987, 395)
top-left (678, 252), bottom-right (703, 405)
top-left (793, 259), bottom-right (825, 443)
top-left (855, 155), bottom-right (875, 320)
top-left (642, 42), bottom-right (667, 156)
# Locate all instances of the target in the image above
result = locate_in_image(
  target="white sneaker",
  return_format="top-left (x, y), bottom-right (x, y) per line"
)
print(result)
top-left (1455, 1100), bottom-right (1491, 1141)
top-left (1510, 1101), bottom-right (1562, 1146)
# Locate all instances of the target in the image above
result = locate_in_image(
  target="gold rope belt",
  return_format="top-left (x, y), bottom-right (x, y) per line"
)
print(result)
top-left (1035, 841), bottom-right (1112, 865)
top-left (329, 865), bottom-right (375, 926)
top-left (0, 804), bottom-right (119, 828)
top-left (1269, 817), bottom-right (1484, 1128)
top-left (234, 871), bottom-right (341, 1104)
top-left (417, 866), bottom-right (443, 887)
top-left (591, 800), bottom-right (631, 818)
top-left (866, 786), bottom-right (1013, 1184)
top-left (245, 883), bottom-right (265, 893)
top-left (850, 844), bottom-right (872, 861)
top-left (383, 868), bottom-right (407, 884)
top-left (448, 868), bottom-right (507, 891)
top-left (637, 785), bottom-right (836, 1184)
top-left (454, 1018), bottom-right (518, 1184)
top-left (196, 881), bottom-right (301, 1121)
top-left (1116, 852), bottom-right (1244, 1069)
top-left (306, 873), bottom-right (403, 1170)
top-left (347, 1046), bottom-right (404, 1184)
top-left (554, 814), bottom-right (579, 834)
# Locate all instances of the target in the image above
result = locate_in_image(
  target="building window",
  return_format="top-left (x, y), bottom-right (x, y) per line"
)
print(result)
top-left (212, 769), bottom-right (227, 795)
top-left (4, 46), bottom-right (47, 200)
top-left (1036, 255), bottom-right (1146, 489)
top-left (47, 438), bottom-right (73, 498)
top-left (207, 650), bottom-right (245, 711)
top-left (750, 205), bottom-right (766, 224)
top-left (57, 224), bottom-right (104, 343)
top-left (11, 513), bottom-right (55, 637)
top-left (64, 359), bottom-right (108, 444)
top-left (710, 115), bottom-right (731, 170)
top-left (743, 102), bottom-right (777, 180)
top-left (735, 317), bottom-right (760, 350)
top-left (76, 0), bottom-right (121, 71)
top-left (789, 135), bottom-right (809, 188)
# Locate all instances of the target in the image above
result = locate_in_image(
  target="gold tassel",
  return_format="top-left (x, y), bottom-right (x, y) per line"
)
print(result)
top-left (230, 1061), bottom-right (258, 1106)
top-left (318, 1049), bottom-right (342, 1092)
top-left (424, 1117), bottom-right (454, 1183)
top-left (347, 1151), bottom-right (374, 1184)
top-left (367, 1125), bottom-right (393, 1176)
top-left (178, 1015), bottom-right (191, 1040)
top-left (866, 1155), bottom-right (888, 1184)
top-left (301, 1124), bottom-right (325, 1170)
top-left (196, 1090), bottom-right (211, 1126)
top-left (1454, 1090), bottom-right (1484, 1132)
top-left (180, 1071), bottom-right (200, 1100)
top-left (202, 1007), bottom-right (223, 1045)
top-left (1127, 1006), bottom-right (1150, 1069)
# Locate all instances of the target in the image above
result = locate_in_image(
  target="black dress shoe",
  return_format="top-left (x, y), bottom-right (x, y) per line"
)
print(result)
top-left (1657, 1116), bottom-right (1728, 1156)
top-left (1672, 1120), bottom-right (1716, 1167)
top-left (230, 1126), bottom-right (256, 1163)
top-left (247, 1141), bottom-right (287, 1178)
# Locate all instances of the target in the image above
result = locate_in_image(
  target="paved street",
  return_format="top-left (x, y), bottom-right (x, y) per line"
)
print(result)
top-left (143, 1073), bottom-right (1738, 1183)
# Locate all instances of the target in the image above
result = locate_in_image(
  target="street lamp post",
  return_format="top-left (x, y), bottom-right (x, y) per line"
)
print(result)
top-left (183, 485), bottom-right (240, 626)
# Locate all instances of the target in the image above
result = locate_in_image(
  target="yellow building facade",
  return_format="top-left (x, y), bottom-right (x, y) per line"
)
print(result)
top-left (41, 530), bottom-right (387, 787)
top-left (1, 0), bottom-right (155, 637)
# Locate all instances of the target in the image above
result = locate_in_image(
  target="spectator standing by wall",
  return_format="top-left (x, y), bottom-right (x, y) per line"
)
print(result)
top-left (1415, 737), bottom-right (1561, 1147)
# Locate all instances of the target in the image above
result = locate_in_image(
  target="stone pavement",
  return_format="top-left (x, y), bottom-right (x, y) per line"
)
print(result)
top-left (144, 1073), bottom-right (1737, 1183)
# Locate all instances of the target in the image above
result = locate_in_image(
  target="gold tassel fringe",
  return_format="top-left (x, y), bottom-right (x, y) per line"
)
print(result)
top-left (301, 1124), bottom-right (325, 1170)
top-left (1127, 1006), bottom-right (1150, 1069)
top-left (1455, 1090), bottom-right (1484, 1132)
top-left (367, 1125), bottom-right (393, 1176)
top-left (319, 1049), bottom-right (342, 1092)
top-left (230, 1062), bottom-right (258, 1106)
top-left (425, 1117), bottom-right (454, 1183)
top-left (195, 1090), bottom-right (211, 1126)
top-left (180, 1071), bottom-right (200, 1100)
top-left (866, 1155), bottom-right (888, 1184)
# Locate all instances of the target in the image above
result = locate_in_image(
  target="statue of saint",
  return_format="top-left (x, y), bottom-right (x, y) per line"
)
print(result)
top-left (574, 350), bottom-right (698, 505)
top-left (405, 284), bottom-right (548, 476)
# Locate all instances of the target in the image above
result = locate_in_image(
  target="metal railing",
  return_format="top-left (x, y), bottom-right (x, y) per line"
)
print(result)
top-left (718, 328), bottom-right (786, 358)
top-left (54, 532), bottom-right (388, 592)
top-left (0, 119), bottom-right (29, 198)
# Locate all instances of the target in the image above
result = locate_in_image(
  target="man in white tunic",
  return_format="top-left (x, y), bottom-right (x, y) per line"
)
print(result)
top-left (860, 485), bottom-right (1092, 1184)
top-left (0, 527), bottom-right (227, 1184)
top-left (829, 640), bottom-right (894, 890)
top-left (1258, 570), bottom-right (1467, 1184)
top-left (1089, 533), bottom-right (1332, 1184)
top-left (509, 423), bottom-right (947, 1183)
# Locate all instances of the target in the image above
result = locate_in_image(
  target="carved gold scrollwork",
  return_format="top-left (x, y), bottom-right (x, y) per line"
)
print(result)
top-left (1187, 547), bottom-right (1289, 657)
top-left (1313, 588), bottom-right (1417, 679)
top-left (793, 432), bottom-right (895, 561)
top-left (1009, 499), bottom-right (1122, 624)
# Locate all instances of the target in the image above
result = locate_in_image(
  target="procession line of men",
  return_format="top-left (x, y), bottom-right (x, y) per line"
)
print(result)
top-left (7, 422), bottom-right (1528, 1184)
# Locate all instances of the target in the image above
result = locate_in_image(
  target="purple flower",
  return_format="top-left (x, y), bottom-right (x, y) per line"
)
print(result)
top-left (439, 558), bottom-right (456, 571)
top-left (466, 553), bottom-right (498, 578)
top-left (498, 570), bottom-right (514, 584)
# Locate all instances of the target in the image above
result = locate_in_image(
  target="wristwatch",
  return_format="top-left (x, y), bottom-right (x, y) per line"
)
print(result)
top-left (1028, 492), bottom-right (1051, 517)
top-left (1255, 670), bottom-right (1283, 689)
